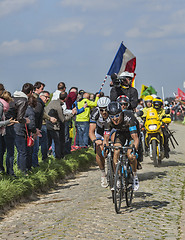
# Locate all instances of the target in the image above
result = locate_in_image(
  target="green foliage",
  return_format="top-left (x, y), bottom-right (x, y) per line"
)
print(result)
top-left (0, 148), bottom-right (96, 209)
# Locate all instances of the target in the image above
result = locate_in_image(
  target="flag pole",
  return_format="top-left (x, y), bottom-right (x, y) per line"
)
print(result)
top-left (98, 75), bottom-right (108, 93)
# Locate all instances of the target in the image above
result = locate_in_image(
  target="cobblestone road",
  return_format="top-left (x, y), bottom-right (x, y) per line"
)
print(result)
top-left (0, 123), bottom-right (185, 240)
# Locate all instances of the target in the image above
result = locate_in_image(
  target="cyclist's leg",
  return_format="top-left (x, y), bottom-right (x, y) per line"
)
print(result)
top-left (95, 134), bottom-right (108, 187)
top-left (127, 139), bottom-right (139, 191)
top-left (95, 140), bottom-right (105, 170)
top-left (127, 139), bottom-right (137, 172)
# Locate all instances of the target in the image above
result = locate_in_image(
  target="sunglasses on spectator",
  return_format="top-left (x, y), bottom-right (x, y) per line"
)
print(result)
top-left (109, 112), bottom-right (122, 119)
top-left (99, 108), bottom-right (107, 113)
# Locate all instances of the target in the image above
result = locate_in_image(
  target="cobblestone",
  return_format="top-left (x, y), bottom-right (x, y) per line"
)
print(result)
top-left (0, 123), bottom-right (185, 239)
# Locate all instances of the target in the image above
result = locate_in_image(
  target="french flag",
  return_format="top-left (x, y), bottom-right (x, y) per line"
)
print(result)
top-left (107, 42), bottom-right (136, 76)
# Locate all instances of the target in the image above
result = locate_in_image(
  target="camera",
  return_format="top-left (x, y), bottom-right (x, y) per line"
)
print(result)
top-left (111, 76), bottom-right (128, 88)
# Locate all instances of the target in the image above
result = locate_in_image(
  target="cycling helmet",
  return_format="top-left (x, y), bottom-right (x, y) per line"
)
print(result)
top-left (153, 97), bottom-right (163, 110)
top-left (164, 100), bottom-right (169, 106)
top-left (117, 95), bottom-right (130, 107)
top-left (97, 97), bottom-right (111, 108)
top-left (107, 101), bottom-right (122, 115)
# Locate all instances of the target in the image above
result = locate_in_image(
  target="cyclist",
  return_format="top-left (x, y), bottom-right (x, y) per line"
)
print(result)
top-left (89, 97), bottom-right (111, 188)
top-left (117, 95), bottom-right (143, 169)
top-left (103, 101), bottom-right (139, 191)
top-left (153, 97), bottom-right (171, 158)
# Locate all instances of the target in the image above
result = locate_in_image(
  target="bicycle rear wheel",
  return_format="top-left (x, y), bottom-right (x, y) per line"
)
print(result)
top-left (114, 161), bottom-right (123, 213)
top-left (125, 165), bottom-right (134, 207)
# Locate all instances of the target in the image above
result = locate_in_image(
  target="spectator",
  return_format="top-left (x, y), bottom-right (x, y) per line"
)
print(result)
top-left (0, 91), bottom-right (17, 174)
top-left (45, 92), bottom-right (75, 159)
top-left (136, 98), bottom-right (144, 111)
top-left (40, 105), bottom-right (57, 161)
top-left (75, 92), bottom-right (99, 147)
top-left (65, 87), bottom-right (78, 155)
top-left (77, 89), bottom-right (85, 101)
top-left (89, 93), bottom-right (95, 101)
top-left (10, 83), bottom-right (33, 174)
top-left (25, 96), bottom-right (38, 171)
top-left (33, 81), bottom-right (45, 98)
top-left (52, 82), bottom-right (66, 100)
top-left (32, 91), bottom-right (50, 167)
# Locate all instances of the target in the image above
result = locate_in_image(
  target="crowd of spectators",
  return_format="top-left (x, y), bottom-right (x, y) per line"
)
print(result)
top-left (162, 98), bottom-right (185, 123)
top-left (0, 81), bottom-right (100, 176)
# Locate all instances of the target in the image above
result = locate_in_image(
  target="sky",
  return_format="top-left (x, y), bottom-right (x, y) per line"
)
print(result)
top-left (0, 0), bottom-right (185, 98)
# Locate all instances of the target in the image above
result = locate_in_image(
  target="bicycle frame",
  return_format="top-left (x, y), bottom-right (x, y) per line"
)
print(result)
top-left (104, 145), bottom-right (135, 213)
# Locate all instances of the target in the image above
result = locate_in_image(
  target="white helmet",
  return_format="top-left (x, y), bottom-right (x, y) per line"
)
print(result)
top-left (164, 101), bottom-right (169, 106)
top-left (97, 97), bottom-right (111, 108)
top-left (119, 71), bottom-right (134, 78)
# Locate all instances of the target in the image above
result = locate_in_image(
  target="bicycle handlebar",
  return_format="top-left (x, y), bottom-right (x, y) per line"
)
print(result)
top-left (104, 144), bottom-right (136, 153)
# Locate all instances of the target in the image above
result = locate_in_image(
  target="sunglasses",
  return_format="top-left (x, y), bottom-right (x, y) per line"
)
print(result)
top-left (99, 108), bottom-right (107, 113)
top-left (109, 112), bottom-right (122, 119)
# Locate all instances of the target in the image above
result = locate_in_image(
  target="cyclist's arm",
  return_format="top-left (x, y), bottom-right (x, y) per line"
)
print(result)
top-left (130, 132), bottom-right (139, 150)
top-left (127, 132), bottom-right (139, 160)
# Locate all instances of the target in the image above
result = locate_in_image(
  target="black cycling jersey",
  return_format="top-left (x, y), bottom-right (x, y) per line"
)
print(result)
top-left (90, 107), bottom-right (111, 137)
top-left (104, 110), bottom-right (138, 134)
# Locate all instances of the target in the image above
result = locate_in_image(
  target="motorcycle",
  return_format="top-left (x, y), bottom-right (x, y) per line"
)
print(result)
top-left (144, 108), bottom-right (171, 167)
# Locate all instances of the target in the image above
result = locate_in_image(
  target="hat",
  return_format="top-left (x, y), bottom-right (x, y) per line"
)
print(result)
top-left (119, 71), bottom-right (134, 78)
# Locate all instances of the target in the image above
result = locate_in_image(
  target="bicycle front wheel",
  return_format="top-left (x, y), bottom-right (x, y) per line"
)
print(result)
top-left (114, 161), bottom-right (123, 214)
top-left (107, 155), bottom-right (114, 189)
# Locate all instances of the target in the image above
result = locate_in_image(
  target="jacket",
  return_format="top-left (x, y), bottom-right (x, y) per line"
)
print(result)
top-left (110, 86), bottom-right (138, 110)
top-left (5, 91), bottom-right (28, 124)
top-left (34, 97), bottom-right (45, 129)
top-left (76, 96), bottom-right (99, 122)
top-left (45, 99), bottom-right (73, 131)
top-left (14, 105), bottom-right (36, 136)
top-left (0, 101), bottom-right (11, 133)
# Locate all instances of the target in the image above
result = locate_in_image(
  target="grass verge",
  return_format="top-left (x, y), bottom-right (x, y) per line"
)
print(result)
top-left (0, 147), bottom-right (96, 210)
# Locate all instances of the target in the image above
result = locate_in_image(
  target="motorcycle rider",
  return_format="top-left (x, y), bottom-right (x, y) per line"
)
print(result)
top-left (153, 97), bottom-right (171, 158)
top-left (141, 95), bottom-right (154, 119)
top-left (89, 97), bottom-right (111, 188)
top-left (110, 71), bottom-right (138, 111)
top-left (103, 102), bottom-right (139, 191)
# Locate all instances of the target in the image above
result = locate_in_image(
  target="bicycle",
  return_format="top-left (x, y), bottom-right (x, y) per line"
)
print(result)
top-left (112, 145), bottom-right (135, 213)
